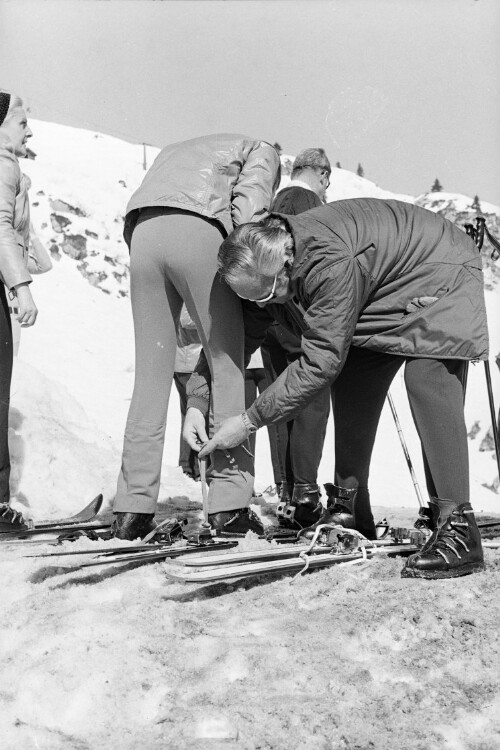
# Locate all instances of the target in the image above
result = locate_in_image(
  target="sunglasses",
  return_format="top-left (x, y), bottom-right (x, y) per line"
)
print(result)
top-left (236, 273), bottom-right (278, 303)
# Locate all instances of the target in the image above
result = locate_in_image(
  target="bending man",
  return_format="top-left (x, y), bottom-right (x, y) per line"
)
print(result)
top-left (184, 198), bottom-right (489, 579)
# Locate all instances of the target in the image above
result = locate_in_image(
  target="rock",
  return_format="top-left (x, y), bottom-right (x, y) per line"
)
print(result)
top-left (61, 234), bottom-right (87, 261)
top-left (49, 198), bottom-right (86, 217)
top-left (50, 213), bottom-right (72, 233)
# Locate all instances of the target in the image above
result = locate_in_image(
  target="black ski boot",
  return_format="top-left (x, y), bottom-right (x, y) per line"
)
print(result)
top-left (300, 484), bottom-right (357, 540)
top-left (0, 503), bottom-right (29, 532)
top-left (111, 512), bottom-right (156, 541)
top-left (208, 507), bottom-right (265, 537)
top-left (401, 498), bottom-right (485, 579)
top-left (276, 483), bottom-right (322, 529)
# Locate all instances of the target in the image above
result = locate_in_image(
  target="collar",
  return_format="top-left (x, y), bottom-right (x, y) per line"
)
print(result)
top-left (279, 179), bottom-right (316, 194)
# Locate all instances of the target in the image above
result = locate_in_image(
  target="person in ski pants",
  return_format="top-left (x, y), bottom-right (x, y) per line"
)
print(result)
top-left (184, 198), bottom-right (489, 579)
top-left (0, 90), bottom-right (38, 531)
top-left (112, 134), bottom-right (280, 540)
top-left (261, 147), bottom-right (332, 528)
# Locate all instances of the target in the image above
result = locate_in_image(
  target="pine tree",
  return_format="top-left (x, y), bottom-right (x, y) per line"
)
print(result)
top-left (356, 163), bottom-right (364, 177)
top-left (336, 161), bottom-right (342, 169)
top-left (471, 195), bottom-right (482, 213)
top-left (273, 142), bottom-right (282, 155)
top-left (431, 178), bottom-right (442, 193)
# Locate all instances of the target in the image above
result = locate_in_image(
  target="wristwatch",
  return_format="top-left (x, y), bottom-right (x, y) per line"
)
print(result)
top-left (241, 411), bottom-right (258, 434)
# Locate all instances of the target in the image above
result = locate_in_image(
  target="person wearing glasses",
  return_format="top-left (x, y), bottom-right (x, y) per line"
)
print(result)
top-left (260, 148), bottom-right (335, 533)
top-left (112, 134), bottom-right (280, 540)
top-left (184, 198), bottom-right (488, 579)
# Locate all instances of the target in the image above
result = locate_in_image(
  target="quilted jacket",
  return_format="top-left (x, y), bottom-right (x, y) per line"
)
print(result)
top-left (188, 198), bottom-right (489, 428)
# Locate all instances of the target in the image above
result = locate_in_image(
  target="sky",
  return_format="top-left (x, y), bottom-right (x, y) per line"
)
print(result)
top-left (1, 0), bottom-right (499, 203)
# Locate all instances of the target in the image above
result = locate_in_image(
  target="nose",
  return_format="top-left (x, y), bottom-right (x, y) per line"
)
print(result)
top-left (26, 126), bottom-right (33, 139)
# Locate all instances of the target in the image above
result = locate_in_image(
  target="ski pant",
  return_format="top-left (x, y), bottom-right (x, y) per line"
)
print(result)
top-left (114, 208), bottom-right (253, 515)
top-left (332, 347), bottom-right (469, 505)
top-left (0, 284), bottom-right (12, 504)
top-left (261, 324), bottom-right (330, 486)
top-left (174, 372), bottom-right (200, 480)
top-left (244, 366), bottom-right (281, 478)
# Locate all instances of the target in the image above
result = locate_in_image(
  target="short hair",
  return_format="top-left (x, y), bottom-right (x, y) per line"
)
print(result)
top-left (291, 148), bottom-right (331, 178)
top-left (218, 217), bottom-right (293, 285)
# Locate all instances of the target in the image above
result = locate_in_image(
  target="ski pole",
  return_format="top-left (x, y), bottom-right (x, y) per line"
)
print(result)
top-left (387, 391), bottom-right (426, 509)
top-left (466, 217), bottom-right (500, 485)
top-left (484, 360), bottom-right (500, 482)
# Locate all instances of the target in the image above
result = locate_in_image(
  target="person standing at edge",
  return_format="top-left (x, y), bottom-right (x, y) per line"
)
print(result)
top-left (112, 134), bottom-right (280, 540)
top-left (0, 91), bottom-right (38, 530)
top-left (261, 148), bottom-right (332, 530)
top-left (184, 198), bottom-right (489, 579)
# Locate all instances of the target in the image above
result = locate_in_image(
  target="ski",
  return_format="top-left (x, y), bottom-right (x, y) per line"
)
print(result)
top-left (33, 494), bottom-right (104, 528)
top-left (0, 521), bottom-right (110, 541)
top-left (180, 542), bottom-right (335, 567)
top-left (26, 538), bottom-right (238, 560)
top-left (164, 543), bottom-right (420, 583)
top-left (178, 536), bottom-right (422, 568)
top-left (53, 540), bottom-right (240, 569)
top-left (0, 494), bottom-right (105, 538)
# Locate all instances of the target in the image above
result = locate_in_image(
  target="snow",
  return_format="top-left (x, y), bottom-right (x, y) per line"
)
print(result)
top-left (0, 119), bottom-right (499, 750)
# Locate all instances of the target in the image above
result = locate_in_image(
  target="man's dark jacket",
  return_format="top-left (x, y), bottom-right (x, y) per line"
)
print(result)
top-left (189, 198), bottom-right (489, 428)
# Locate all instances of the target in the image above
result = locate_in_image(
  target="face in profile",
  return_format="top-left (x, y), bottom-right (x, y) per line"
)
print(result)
top-left (1, 108), bottom-right (32, 158)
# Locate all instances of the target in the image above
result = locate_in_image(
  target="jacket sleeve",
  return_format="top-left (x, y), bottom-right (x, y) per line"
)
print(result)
top-left (186, 350), bottom-right (211, 416)
top-left (231, 143), bottom-right (281, 227)
top-left (246, 255), bottom-right (361, 428)
top-left (0, 146), bottom-right (32, 289)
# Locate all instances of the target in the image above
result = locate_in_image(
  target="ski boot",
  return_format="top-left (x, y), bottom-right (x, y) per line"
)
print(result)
top-left (401, 498), bottom-right (485, 579)
top-left (111, 512), bottom-right (156, 541)
top-left (276, 483), bottom-right (322, 530)
top-left (299, 484), bottom-right (357, 540)
top-left (208, 507), bottom-right (265, 537)
top-left (0, 503), bottom-right (29, 532)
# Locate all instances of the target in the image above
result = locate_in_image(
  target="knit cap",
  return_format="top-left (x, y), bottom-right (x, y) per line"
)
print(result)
top-left (0, 92), bottom-right (11, 127)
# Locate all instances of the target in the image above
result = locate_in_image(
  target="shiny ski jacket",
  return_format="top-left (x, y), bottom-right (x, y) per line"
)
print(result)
top-left (0, 130), bottom-right (32, 289)
top-left (124, 133), bottom-right (281, 246)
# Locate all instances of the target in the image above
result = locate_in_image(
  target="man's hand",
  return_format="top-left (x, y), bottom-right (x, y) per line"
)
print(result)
top-left (198, 415), bottom-right (250, 458)
top-left (183, 407), bottom-right (209, 451)
top-left (14, 283), bottom-right (38, 327)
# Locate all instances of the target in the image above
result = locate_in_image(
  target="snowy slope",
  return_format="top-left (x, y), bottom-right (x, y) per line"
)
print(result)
top-left (12, 119), bottom-right (500, 521)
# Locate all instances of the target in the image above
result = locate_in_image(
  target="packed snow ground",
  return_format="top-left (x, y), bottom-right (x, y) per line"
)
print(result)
top-left (0, 121), bottom-right (499, 750)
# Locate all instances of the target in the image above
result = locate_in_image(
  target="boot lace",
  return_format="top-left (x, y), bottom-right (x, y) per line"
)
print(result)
top-left (430, 509), bottom-right (472, 563)
top-left (0, 504), bottom-right (24, 525)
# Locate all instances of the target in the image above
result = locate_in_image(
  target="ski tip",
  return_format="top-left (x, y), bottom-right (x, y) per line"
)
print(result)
top-left (94, 494), bottom-right (104, 514)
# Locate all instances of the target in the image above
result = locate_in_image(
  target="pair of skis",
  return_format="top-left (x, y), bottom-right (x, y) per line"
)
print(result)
top-left (21, 522), bottom-right (424, 583)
